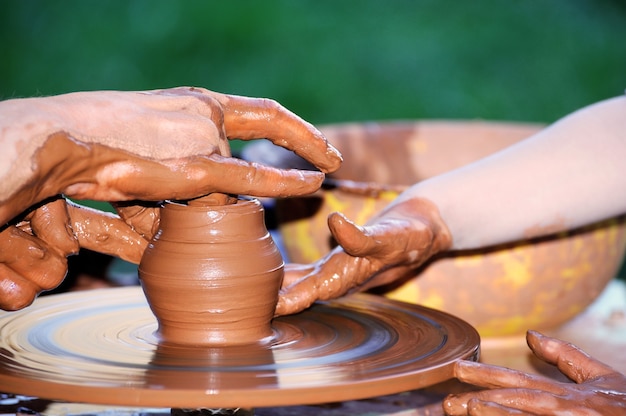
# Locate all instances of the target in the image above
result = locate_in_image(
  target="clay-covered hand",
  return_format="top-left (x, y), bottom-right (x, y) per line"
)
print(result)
top-left (0, 87), bottom-right (342, 310)
top-left (0, 197), bottom-right (147, 310)
top-left (275, 197), bottom-right (452, 316)
top-left (443, 330), bottom-right (626, 415)
top-left (0, 87), bottom-right (342, 226)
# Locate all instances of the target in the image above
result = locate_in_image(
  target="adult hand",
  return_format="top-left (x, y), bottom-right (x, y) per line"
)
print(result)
top-left (1, 87), bottom-right (342, 225)
top-left (443, 330), bottom-right (626, 415)
top-left (275, 197), bottom-right (452, 316)
top-left (0, 197), bottom-right (147, 310)
top-left (0, 87), bottom-right (342, 310)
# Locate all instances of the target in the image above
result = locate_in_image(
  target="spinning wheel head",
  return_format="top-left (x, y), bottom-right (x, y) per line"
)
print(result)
top-left (0, 287), bottom-right (479, 408)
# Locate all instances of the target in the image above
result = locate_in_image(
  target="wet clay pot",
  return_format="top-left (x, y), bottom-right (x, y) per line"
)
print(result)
top-left (251, 120), bottom-right (626, 337)
top-left (139, 199), bottom-right (284, 346)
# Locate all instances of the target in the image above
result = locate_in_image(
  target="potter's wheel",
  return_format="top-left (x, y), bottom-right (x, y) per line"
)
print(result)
top-left (0, 287), bottom-right (479, 408)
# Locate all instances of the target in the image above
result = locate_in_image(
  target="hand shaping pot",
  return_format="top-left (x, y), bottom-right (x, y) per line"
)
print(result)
top-left (139, 198), bottom-right (284, 346)
top-left (247, 120), bottom-right (626, 337)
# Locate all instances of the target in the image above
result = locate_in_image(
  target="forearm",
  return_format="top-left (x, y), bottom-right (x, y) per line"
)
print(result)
top-left (0, 90), bottom-right (219, 224)
top-left (0, 97), bottom-right (66, 199)
top-left (393, 96), bottom-right (626, 250)
top-left (0, 97), bottom-right (68, 225)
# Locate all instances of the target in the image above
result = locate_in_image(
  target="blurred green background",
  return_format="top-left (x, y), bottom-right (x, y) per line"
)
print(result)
top-left (1, 0), bottom-right (625, 282)
top-left (2, 0), bottom-right (625, 128)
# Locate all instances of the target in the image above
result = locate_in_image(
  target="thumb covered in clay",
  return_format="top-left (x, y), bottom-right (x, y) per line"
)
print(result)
top-left (276, 197), bottom-right (452, 316)
top-left (443, 331), bottom-right (626, 415)
top-left (0, 197), bottom-right (148, 311)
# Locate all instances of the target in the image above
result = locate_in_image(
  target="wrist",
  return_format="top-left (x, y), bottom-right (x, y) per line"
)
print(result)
top-left (379, 196), bottom-right (453, 257)
top-left (0, 97), bottom-right (78, 223)
top-left (0, 96), bottom-right (66, 143)
top-left (0, 97), bottom-right (68, 185)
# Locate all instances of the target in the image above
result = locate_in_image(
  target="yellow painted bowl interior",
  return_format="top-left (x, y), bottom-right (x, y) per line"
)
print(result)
top-left (274, 121), bottom-right (626, 337)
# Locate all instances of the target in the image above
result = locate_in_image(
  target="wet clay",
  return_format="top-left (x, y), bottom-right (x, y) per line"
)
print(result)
top-left (1, 88), bottom-right (343, 313)
top-left (0, 88), bottom-right (342, 226)
top-left (138, 198), bottom-right (284, 346)
top-left (0, 197), bottom-right (148, 311)
top-left (0, 287), bottom-right (480, 408)
top-left (275, 197), bottom-right (453, 316)
top-left (256, 121), bottom-right (626, 336)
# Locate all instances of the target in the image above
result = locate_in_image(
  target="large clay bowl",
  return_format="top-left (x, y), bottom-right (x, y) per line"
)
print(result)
top-left (263, 121), bottom-right (626, 337)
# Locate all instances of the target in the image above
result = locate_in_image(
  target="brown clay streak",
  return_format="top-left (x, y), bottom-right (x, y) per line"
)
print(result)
top-left (0, 196), bottom-right (147, 310)
top-left (1, 129), bottom-right (331, 227)
top-left (1, 131), bottom-right (120, 226)
top-left (67, 202), bottom-right (148, 264)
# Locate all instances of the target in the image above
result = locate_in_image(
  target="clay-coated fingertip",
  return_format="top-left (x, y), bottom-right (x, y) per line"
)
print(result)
top-left (289, 171), bottom-right (325, 195)
top-left (328, 211), bottom-right (346, 222)
top-left (327, 211), bottom-right (352, 234)
top-left (526, 330), bottom-right (546, 348)
top-left (0, 286), bottom-right (38, 311)
top-left (442, 394), bottom-right (465, 416)
top-left (325, 148), bottom-right (343, 173)
top-left (274, 298), bottom-right (306, 317)
top-left (273, 301), bottom-right (285, 317)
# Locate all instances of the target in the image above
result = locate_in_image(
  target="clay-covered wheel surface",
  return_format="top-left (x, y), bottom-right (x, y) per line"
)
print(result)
top-left (0, 287), bottom-right (479, 408)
